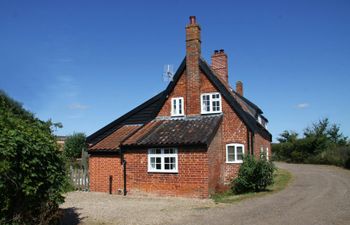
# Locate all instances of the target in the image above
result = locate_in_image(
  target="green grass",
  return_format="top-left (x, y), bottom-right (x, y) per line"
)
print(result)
top-left (211, 168), bottom-right (292, 204)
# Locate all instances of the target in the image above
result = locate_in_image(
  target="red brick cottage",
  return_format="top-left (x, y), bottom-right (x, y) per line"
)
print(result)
top-left (87, 16), bottom-right (271, 198)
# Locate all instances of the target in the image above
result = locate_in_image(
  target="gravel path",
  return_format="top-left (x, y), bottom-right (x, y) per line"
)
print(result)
top-left (60, 163), bottom-right (350, 225)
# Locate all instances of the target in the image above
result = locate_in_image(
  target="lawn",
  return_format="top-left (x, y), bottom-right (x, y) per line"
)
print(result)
top-left (212, 168), bottom-right (292, 203)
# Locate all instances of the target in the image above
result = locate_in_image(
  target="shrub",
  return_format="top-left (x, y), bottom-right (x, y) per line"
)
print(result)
top-left (63, 133), bottom-right (87, 159)
top-left (232, 155), bottom-right (275, 194)
top-left (0, 91), bottom-right (68, 224)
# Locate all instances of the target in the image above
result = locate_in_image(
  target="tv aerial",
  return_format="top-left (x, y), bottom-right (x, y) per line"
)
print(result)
top-left (163, 64), bottom-right (174, 83)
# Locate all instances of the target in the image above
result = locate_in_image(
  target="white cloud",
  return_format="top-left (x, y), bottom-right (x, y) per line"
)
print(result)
top-left (69, 103), bottom-right (89, 110)
top-left (296, 103), bottom-right (310, 109)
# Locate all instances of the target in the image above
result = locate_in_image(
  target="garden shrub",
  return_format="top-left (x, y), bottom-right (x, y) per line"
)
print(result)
top-left (0, 91), bottom-right (68, 225)
top-left (232, 155), bottom-right (275, 194)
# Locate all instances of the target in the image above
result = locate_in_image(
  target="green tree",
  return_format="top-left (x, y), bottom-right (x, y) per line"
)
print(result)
top-left (0, 91), bottom-right (67, 224)
top-left (276, 130), bottom-right (298, 143)
top-left (63, 133), bottom-right (87, 159)
top-left (327, 124), bottom-right (347, 146)
top-left (272, 118), bottom-right (350, 169)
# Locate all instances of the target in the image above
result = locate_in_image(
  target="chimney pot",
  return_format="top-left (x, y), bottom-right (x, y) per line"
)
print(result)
top-left (236, 81), bottom-right (243, 96)
top-left (214, 50), bottom-right (219, 54)
top-left (219, 49), bottom-right (224, 53)
top-left (189, 16), bottom-right (196, 25)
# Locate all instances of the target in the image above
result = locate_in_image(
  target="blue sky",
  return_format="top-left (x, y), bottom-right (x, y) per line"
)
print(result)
top-left (1, 0), bottom-right (349, 141)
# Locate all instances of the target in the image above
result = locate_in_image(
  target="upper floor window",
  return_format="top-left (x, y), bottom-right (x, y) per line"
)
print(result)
top-left (148, 148), bottom-right (178, 173)
top-left (171, 97), bottom-right (184, 116)
top-left (201, 92), bottom-right (222, 114)
top-left (226, 143), bottom-right (244, 163)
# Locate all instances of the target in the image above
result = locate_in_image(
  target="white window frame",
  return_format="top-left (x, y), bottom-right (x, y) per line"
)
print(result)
top-left (171, 97), bottom-right (184, 117)
top-left (266, 147), bottom-right (269, 160)
top-left (148, 148), bottom-right (178, 173)
top-left (200, 92), bottom-right (222, 114)
top-left (226, 143), bottom-right (245, 163)
top-left (260, 146), bottom-right (269, 160)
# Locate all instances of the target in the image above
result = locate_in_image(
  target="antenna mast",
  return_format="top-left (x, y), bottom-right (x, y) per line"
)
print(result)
top-left (162, 64), bottom-right (174, 83)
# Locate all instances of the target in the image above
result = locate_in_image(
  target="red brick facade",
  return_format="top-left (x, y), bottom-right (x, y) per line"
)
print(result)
top-left (88, 16), bottom-right (271, 198)
top-left (89, 155), bottom-right (122, 193)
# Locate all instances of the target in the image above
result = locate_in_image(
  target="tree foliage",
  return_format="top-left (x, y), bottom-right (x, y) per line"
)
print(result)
top-left (272, 118), bottom-right (350, 169)
top-left (232, 154), bottom-right (275, 194)
top-left (0, 91), bottom-right (67, 224)
top-left (63, 133), bottom-right (87, 159)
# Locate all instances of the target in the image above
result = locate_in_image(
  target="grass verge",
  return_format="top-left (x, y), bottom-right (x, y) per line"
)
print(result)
top-left (211, 168), bottom-right (292, 204)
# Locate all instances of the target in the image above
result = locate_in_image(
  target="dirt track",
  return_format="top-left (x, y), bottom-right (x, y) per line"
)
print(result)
top-left (60, 163), bottom-right (350, 225)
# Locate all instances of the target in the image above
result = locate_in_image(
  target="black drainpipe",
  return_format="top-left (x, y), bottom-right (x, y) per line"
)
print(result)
top-left (109, 175), bottom-right (113, 194)
top-left (251, 133), bottom-right (255, 156)
top-left (120, 147), bottom-right (127, 196)
top-left (247, 131), bottom-right (250, 156)
top-left (123, 160), bottom-right (127, 196)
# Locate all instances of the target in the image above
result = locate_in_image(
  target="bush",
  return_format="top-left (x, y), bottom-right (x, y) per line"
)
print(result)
top-left (63, 133), bottom-right (87, 159)
top-left (0, 91), bottom-right (68, 224)
top-left (232, 155), bottom-right (275, 194)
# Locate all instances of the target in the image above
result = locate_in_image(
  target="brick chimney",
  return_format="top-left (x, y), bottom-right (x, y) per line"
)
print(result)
top-left (211, 49), bottom-right (228, 83)
top-left (186, 16), bottom-right (201, 115)
top-left (236, 81), bottom-right (243, 96)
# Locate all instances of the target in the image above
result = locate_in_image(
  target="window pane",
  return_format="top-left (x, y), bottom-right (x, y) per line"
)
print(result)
top-left (150, 157), bottom-right (156, 169)
top-left (237, 146), bottom-right (243, 160)
top-left (179, 99), bottom-right (182, 114)
top-left (156, 156), bottom-right (161, 170)
top-left (155, 149), bottom-right (161, 154)
top-left (173, 99), bottom-right (177, 114)
top-left (212, 94), bottom-right (219, 99)
top-left (212, 100), bottom-right (220, 112)
top-left (227, 146), bottom-right (235, 162)
top-left (202, 95), bottom-right (210, 112)
top-left (165, 157), bottom-right (169, 163)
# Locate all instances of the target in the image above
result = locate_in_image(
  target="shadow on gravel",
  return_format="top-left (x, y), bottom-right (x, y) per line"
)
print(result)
top-left (59, 207), bottom-right (85, 225)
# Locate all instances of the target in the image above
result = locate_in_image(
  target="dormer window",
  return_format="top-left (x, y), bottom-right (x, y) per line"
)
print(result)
top-left (201, 92), bottom-right (222, 114)
top-left (171, 97), bottom-right (184, 116)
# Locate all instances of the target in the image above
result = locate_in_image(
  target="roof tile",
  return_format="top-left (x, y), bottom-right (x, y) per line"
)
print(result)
top-left (122, 115), bottom-right (222, 147)
top-left (89, 125), bottom-right (141, 151)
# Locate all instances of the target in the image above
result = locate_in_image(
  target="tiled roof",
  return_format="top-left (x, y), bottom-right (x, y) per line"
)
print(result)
top-left (122, 115), bottom-right (222, 147)
top-left (86, 91), bottom-right (166, 145)
top-left (87, 56), bottom-right (272, 145)
top-left (89, 125), bottom-right (141, 151)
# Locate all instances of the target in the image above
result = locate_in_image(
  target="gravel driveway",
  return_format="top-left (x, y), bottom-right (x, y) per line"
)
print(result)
top-left (60, 163), bottom-right (350, 225)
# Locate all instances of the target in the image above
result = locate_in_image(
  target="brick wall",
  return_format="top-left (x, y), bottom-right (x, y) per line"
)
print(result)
top-left (124, 147), bottom-right (209, 198)
top-left (158, 70), bottom-right (249, 189)
top-left (201, 71), bottom-right (248, 185)
top-left (207, 123), bottom-right (223, 194)
top-left (89, 155), bottom-right (123, 193)
top-left (254, 133), bottom-right (272, 159)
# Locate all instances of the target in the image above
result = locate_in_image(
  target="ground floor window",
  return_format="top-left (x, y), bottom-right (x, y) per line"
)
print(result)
top-left (226, 143), bottom-right (244, 163)
top-left (260, 146), bottom-right (269, 160)
top-left (148, 148), bottom-right (178, 173)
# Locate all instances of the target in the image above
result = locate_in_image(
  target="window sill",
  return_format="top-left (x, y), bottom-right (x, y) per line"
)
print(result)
top-left (226, 161), bottom-right (243, 164)
top-left (147, 170), bottom-right (178, 174)
top-left (170, 114), bottom-right (185, 117)
top-left (201, 111), bottom-right (222, 115)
